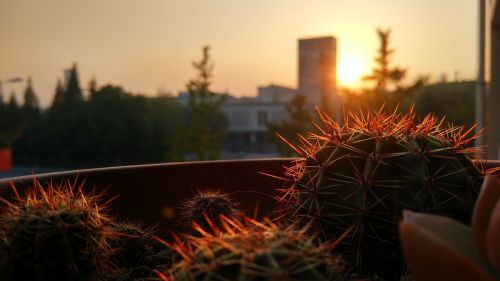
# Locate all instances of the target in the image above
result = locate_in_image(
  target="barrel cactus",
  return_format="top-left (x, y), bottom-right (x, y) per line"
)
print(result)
top-left (181, 190), bottom-right (241, 232)
top-left (108, 222), bottom-right (172, 280)
top-left (166, 216), bottom-right (346, 281)
top-left (280, 109), bottom-right (484, 279)
top-left (0, 180), bottom-right (111, 281)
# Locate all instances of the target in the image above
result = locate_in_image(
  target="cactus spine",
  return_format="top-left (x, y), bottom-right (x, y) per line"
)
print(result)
top-left (166, 216), bottom-right (345, 281)
top-left (181, 190), bottom-right (240, 232)
top-left (0, 180), bottom-right (111, 281)
top-left (281, 109), bottom-right (484, 279)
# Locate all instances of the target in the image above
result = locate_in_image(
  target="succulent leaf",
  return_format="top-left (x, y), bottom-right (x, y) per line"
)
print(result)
top-left (400, 210), bottom-right (498, 281)
top-left (472, 175), bottom-right (500, 258)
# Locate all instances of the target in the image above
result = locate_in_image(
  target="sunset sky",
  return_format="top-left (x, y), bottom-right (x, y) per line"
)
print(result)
top-left (0, 0), bottom-right (477, 107)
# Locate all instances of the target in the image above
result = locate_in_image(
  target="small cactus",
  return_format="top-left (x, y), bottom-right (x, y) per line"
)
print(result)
top-left (0, 180), bottom-right (111, 281)
top-left (107, 222), bottom-right (172, 280)
top-left (279, 109), bottom-right (484, 279)
top-left (181, 190), bottom-right (240, 232)
top-left (165, 216), bottom-right (346, 281)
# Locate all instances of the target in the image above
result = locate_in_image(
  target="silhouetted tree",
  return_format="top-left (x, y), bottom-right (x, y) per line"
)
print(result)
top-left (267, 94), bottom-right (313, 156)
top-left (0, 85), bottom-right (4, 107)
top-left (0, 92), bottom-right (22, 148)
top-left (65, 63), bottom-right (84, 105)
top-left (177, 46), bottom-right (228, 160)
top-left (88, 77), bottom-right (97, 99)
top-left (52, 78), bottom-right (65, 107)
top-left (14, 78), bottom-right (42, 164)
top-left (345, 28), bottom-right (425, 111)
top-left (22, 77), bottom-right (39, 110)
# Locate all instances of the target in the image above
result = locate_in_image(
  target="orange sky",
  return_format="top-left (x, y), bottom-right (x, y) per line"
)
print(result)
top-left (0, 0), bottom-right (477, 106)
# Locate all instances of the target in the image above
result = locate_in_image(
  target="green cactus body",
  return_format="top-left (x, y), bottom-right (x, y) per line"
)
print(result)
top-left (0, 181), bottom-right (110, 281)
top-left (168, 217), bottom-right (345, 281)
top-left (108, 222), bottom-right (172, 280)
top-left (282, 110), bottom-right (483, 279)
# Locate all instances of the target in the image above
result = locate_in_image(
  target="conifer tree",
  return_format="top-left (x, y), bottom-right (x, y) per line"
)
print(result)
top-left (52, 78), bottom-right (65, 107)
top-left (89, 77), bottom-right (98, 99)
top-left (178, 46), bottom-right (228, 160)
top-left (22, 77), bottom-right (40, 110)
top-left (65, 63), bottom-right (84, 105)
top-left (360, 28), bottom-right (425, 110)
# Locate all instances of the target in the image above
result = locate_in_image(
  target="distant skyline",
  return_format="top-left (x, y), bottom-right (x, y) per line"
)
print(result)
top-left (0, 0), bottom-right (477, 106)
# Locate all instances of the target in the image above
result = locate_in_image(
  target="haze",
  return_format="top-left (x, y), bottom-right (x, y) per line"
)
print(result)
top-left (0, 0), bottom-right (476, 106)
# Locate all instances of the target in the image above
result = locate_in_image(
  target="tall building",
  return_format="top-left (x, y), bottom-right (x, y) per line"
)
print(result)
top-left (298, 36), bottom-right (341, 119)
top-left (486, 0), bottom-right (500, 159)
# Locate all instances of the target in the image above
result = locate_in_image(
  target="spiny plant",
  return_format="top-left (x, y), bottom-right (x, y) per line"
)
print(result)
top-left (278, 108), bottom-right (485, 280)
top-left (107, 222), bottom-right (172, 281)
top-left (181, 190), bottom-right (241, 233)
top-left (162, 215), bottom-right (346, 281)
top-left (0, 179), bottom-right (112, 281)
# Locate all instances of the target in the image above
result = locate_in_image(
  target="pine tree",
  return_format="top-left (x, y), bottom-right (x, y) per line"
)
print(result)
top-left (8, 92), bottom-right (19, 109)
top-left (52, 78), bottom-right (65, 107)
top-left (178, 46), bottom-right (228, 160)
top-left (65, 63), bottom-right (84, 105)
top-left (89, 77), bottom-right (97, 99)
top-left (0, 84), bottom-right (4, 107)
top-left (0, 92), bottom-right (21, 148)
top-left (23, 77), bottom-right (40, 110)
top-left (361, 28), bottom-right (425, 110)
top-left (14, 78), bottom-right (41, 164)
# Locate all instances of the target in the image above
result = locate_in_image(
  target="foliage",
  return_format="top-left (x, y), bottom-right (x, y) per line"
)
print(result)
top-left (267, 94), bottom-right (313, 157)
top-left (0, 92), bottom-right (23, 147)
top-left (0, 180), bottom-right (111, 281)
top-left (343, 29), bottom-right (425, 111)
top-left (176, 46), bottom-right (228, 160)
top-left (412, 81), bottom-right (475, 129)
top-left (399, 175), bottom-right (500, 281)
top-left (280, 108), bottom-right (483, 279)
top-left (12, 78), bottom-right (42, 163)
top-left (165, 217), bottom-right (346, 281)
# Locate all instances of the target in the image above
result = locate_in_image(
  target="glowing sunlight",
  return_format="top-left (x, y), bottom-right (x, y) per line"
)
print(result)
top-left (338, 53), bottom-right (367, 88)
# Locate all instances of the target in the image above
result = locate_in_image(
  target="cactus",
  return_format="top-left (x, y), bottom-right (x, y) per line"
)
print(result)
top-left (107, 222), bottom-right (172, 280)
top-left (0, 180), bottom-right (111, 281)
top-left (279, 109), bottom-right (484, 279)
top-left (165, 216), bottom-right (346, 281)
top-left (181, 190), bottom-right (241, 232)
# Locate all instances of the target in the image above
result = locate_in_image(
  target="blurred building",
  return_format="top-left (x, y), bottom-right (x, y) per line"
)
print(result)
top-left (481, 0), bottom-right (500, 159)
top-left (298, 36), bottom-right (341, 120)
top-left (177, 84), bottom-right (296, 158)
top-left (176, 36), bottom-right (340, 158)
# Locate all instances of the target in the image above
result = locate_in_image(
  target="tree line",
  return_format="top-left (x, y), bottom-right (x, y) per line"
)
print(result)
top-left (0, 47), bottom-right (228, 168)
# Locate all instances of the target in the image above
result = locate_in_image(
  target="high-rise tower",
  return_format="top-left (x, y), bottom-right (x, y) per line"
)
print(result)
top-left (298, 36), bottom-right (341, 120)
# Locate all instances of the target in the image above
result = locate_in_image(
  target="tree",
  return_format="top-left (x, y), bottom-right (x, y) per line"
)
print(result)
top-left (65, 63), bottom-right (84, 105)
top-left (177, 46), bottom-right (228, 160)
top-left (14, 77), bottom-right (42, 164)
top-left (23, 77), bottom-right (40, 110)
top-left (267, 94), bottom-right (313, 156)
top-left (0, 92), bottom-right (22, 148)
top-left (88, 77), bottom-right (97, 99)
top-left (353, 28), bottom-right (425, 110)
top-left (52, 78), bottom-right (65, 107)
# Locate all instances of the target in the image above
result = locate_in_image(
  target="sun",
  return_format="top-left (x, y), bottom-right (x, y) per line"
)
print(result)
top-left (338, 53), bottom-right (367, 88)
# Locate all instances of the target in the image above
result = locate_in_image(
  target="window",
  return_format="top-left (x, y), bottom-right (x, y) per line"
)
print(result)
top-left (257, 110), bottom-right (268, 126)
